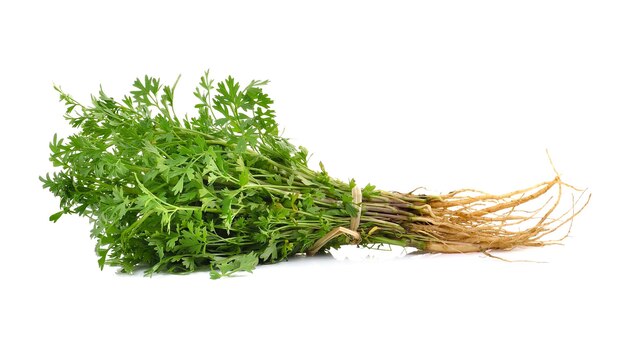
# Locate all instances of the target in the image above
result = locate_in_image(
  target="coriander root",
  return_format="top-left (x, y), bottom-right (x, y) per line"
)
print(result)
top-left (379, 176), bottom-right (589, 253)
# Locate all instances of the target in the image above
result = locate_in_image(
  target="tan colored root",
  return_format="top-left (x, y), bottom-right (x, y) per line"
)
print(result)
top-left (410, 176), bottom-right (590, 253)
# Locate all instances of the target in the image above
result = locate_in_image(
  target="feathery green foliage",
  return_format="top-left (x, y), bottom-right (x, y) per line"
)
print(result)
top-left (42, 72), bottom-right (380, 277)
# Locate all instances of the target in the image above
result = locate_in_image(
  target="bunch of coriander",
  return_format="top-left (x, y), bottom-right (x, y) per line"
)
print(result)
top-left (41, 71), bottom-right (586, 277)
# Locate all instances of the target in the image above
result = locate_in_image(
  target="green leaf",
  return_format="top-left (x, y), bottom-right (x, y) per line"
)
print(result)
top-left (209, 271), bottom-right (222, 280)
top-left (362, 183), bottom-right (378, 198)
top-left (173, 177), bottom-right (185, 195)
top-left (181, 257), bottom-right (196, 271)
top-left (211, 253), bottom-right (259, 279)
top-left (49, 211), bottom-right (64, 223)
top-left (260, 241), bottom-right (278, 261)
top-left (166, 237), bottom-right (178, 250)
top-left (96, 246), bottom-right (109, 270)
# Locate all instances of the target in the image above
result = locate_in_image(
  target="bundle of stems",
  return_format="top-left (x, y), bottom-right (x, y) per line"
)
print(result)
top-left (41, 72), bottom-right (588, 277)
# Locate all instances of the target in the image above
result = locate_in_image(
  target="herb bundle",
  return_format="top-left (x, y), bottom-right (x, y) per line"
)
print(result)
top-left (42, 72), bottom-right (587, 278)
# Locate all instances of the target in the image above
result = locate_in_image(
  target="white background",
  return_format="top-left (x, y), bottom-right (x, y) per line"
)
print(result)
top-left (1, 1), bottom-right (624, 351)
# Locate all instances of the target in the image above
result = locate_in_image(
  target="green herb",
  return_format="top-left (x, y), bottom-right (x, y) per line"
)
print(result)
top-left (41, 71), bottom-right (587, 278)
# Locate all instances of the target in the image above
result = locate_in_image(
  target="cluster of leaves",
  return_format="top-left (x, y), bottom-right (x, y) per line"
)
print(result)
top-left (42, 71), bottom-right (374, 277)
